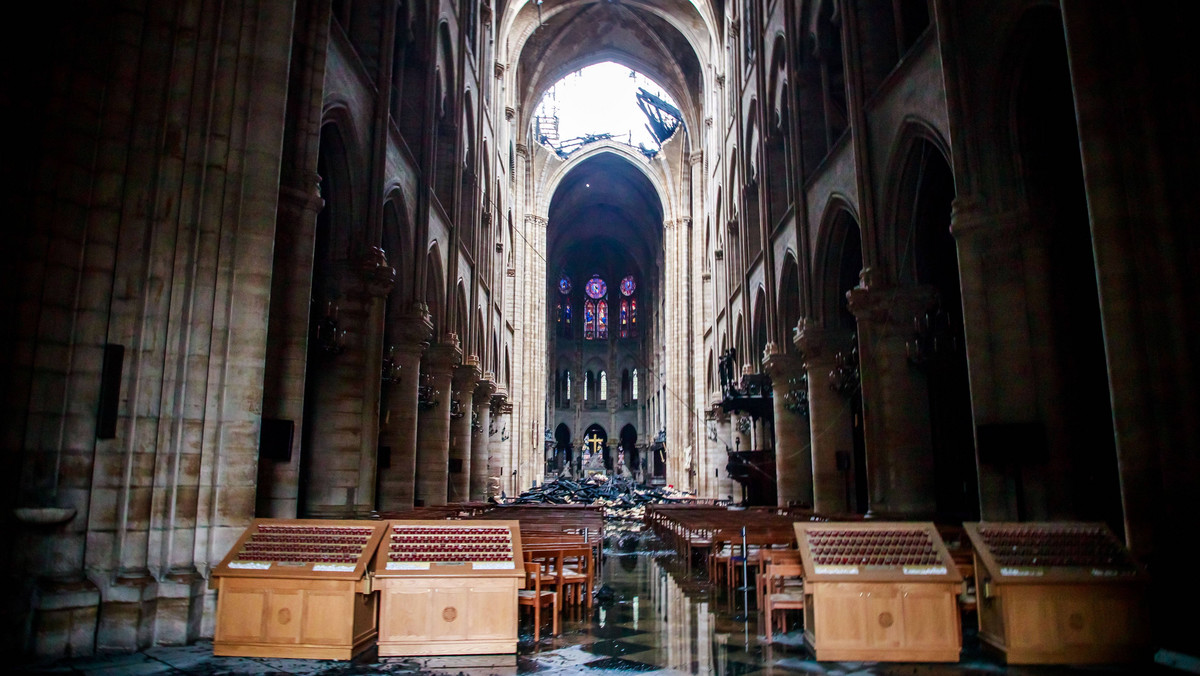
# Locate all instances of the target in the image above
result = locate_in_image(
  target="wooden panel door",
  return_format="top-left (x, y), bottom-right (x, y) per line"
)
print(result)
top-left (466, 581), bottom-right (516, 640)
top-left (863, 587), bottom-right (903, 649)
top-left (1005, 587), bottom-right (1058, 652)
top-left (380, 583), bottom-right (433, 641)
top-left (215, 584), bottom-right (267, 643)
top-left (814, 584), bottom-right (868, 649)
top-left (429, 585), bottom-right (470, 641)
top-left (301, 589), bottom-right (352, 645)
top-left (900, 584), bottom-right (957, 650)
top-left (263, 590), bottom-right (304, 644)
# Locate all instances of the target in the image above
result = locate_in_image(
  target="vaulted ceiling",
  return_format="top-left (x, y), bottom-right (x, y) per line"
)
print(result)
top-left (502, 0), bottom-right (712, 137)
top-left (547, 152), bottom-right (663, 289)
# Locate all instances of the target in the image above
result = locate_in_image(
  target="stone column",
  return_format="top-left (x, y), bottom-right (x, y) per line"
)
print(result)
top-left (376, 305), bottom-right (432, 511)
top-left (470, 377), bottom-right (496, 500)
top-left (948, 199), bottom-right (1039, 520)
top-left (414, 339), bottom-right (461, 507)
top-left (489, 387), bottom-right (510, 494)
top-left (847, 283), bottom-right (939, 516)
top-left (762, 345), bottom-right (813, 507)
top-left (795, 318), bottom-right (856, 514)
top-left (356, 247), bottom-right (397, 513)
top-left (706, 407), bottom-right (728, 501)
top-left (258, 174), bottom-right (323, 518)
top-left (448, 359), bottom-right (480, 503)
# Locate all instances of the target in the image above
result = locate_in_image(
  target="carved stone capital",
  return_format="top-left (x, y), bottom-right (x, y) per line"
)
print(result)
top-left (794, 318), bottom-right (854, 362)
top-left (453, 361), bottom-right (481, 388)
top-left (473, 376), bottom-right (497, 402)
top-left (490, 383), bottom-right (508, 408)
top-left (846, 285), bottom-right (938, 333)
top-left (505, 106), bottom-right (515, 121)
top-left (526, 214), bottom-right (546, 228)
top-left (360, 246), bottom-right (396, 297)
top-left (494, 62), bottom-right (504, 79)
top-left (423, 341), bottom-right (462, 374)
top-left (393, 306), bottom-right (435, 347)
top-left (762, 350), bottom-right (803, 381)
top-left (515, 143), bottom-right (528, 158)
top-left (949, 195), bottom-right (1030, 240)
top-left (278, 172), bottom-right (325, 213)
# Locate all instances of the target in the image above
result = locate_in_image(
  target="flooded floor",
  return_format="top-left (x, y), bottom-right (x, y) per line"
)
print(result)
top-left (18, 530), bottom-right (1171, 675)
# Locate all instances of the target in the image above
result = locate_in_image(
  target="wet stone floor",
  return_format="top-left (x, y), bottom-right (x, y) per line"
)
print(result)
top-left (18, 531), bottom-right (1173, 675)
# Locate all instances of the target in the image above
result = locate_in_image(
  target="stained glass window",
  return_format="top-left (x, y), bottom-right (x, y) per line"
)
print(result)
top-left (620, 275), bottom-right (636, 296)
top-left (631, 299), bottom-right (637, 336)
top-left (619, 300), bottom-right (629, 338)
top-left (600, 371), bottom-right (607, 400)
top-left (585, 275), bottom-right (607, 299)
top-left (632, 368), bottom-right (639, 400)
top-left (559, 275), bottom-right (572, 294)
top-left (597, 300), bottom-right (608, 339)
top-left (584, 300), bottom-right (595, 340)
top-left (563, 302), bottom-right (573, 338)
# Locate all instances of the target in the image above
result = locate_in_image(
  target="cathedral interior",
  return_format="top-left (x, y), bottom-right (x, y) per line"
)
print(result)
top-left (2, 0), bottom-right (1198, 670)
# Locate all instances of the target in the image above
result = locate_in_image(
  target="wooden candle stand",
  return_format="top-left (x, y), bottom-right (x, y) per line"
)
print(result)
top-left (794, 521), bottom-right (963, 662)
top-left (372, 520), bottom-right (525, 656)
top-left (964, 522), bottom-right (1149, 664)
top-left (210, 518), bottom-right (387, 659)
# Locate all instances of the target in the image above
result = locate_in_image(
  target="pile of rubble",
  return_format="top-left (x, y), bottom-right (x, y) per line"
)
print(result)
top-left (494, 475), bottom-right (693, 523)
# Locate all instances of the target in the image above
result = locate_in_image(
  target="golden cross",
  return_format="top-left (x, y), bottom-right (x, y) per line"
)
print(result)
top-left (585, 433), bottom-right (605, 454)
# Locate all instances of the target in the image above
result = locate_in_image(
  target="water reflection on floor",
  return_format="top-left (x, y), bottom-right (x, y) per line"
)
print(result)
top-left (17, 530), bottom-right (1169, 675)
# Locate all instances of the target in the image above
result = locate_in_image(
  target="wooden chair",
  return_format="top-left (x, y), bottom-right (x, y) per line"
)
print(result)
top-left (518, 561), bottom-right (558, 641)
top-left (761, 562), bottom-right (805, 642)
top-left (557, 545), bottom-right (594, 608)
top-left (756, 549), bottom-right (802, 610)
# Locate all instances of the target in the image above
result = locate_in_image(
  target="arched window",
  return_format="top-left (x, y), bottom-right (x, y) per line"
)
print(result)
top-left (563, 302), bottom-right (573, 338)
top-left (619, 275), bottom-right (635, 339)
top-left (597, 300), bottom-right (608, 339)
top-left (600, 371), bottom-right (607, 400)
top-left (632, 368), bottom-right (639, 400)
top-left (584, 300), bottom-right (596, 339)
top-left (584, 371), bottom-right (592, 401)
top-left (621, 369), bottom-right (631, 406)
top-left (565, 370), bottom-right (571, 400)
top-left (630, 299), bottom-right (638, 336)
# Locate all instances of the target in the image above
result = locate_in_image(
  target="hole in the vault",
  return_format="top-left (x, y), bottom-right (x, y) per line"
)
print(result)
top-left (533, 61), bottom-right (682, 159)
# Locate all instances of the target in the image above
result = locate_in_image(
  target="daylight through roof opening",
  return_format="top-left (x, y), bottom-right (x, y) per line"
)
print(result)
top-left (533, 61), bottom-right (682, 159)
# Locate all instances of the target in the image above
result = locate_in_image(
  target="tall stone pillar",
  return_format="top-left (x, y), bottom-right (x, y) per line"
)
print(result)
top-left (414, 339), bottom-right (461, 506)
top-left (708, 407), bottom-right (734, 501)
top-left (948, 198), bottom-right (1039, 520)
top-left (258, 174), bottom-right (323, 518)
top-left (376, 306), bottom-right (432, 511)
top-left (762, 345), bottom-right (813, 507)
top-left (489, 387), bottom-right (511, 494)
top-left (847, 284), bottom-right (939, 516)
top-left (795, 319), bottom-right (856, 514)
top-left (448, 360), bottom-right (480, 503)
top-left (470, 378), bottom-right (496, 500)
top-left (357, 247), bottom-right (398, 513)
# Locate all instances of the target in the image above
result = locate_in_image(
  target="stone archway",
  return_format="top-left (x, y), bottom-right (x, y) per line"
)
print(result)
top-left (582, 423), bottom-right (609, 472)
top-left (619, 424), bottom-right (639, 478)
top-left (554, 423), bottom-right (573, 472)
